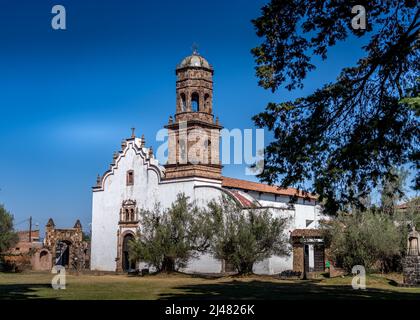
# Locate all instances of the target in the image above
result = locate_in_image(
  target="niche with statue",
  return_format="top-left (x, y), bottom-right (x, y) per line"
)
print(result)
top-left (402, 225), bottom-right (420, 286)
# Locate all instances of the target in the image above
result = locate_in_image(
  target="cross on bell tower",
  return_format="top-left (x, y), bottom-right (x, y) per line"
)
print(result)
top-left (164, 50), bottom-right (222, 180)
top-left (191, 43), bottom-right (199, 55)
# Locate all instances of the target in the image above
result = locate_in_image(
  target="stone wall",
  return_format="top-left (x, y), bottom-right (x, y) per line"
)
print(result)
top-left (44, 219), bottom-right (89, 270)
top-left (2, 241), bottom-right (46, 272)
top-left (32, 249), bottom-right (53, 271)
top-left (292, 243), bottom-right (304, 273)
top-left (403, 256), bottom-right (420, 286)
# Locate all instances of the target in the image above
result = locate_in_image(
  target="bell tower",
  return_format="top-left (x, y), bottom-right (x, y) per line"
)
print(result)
top-left (164, 50), bottom-right (222, 180)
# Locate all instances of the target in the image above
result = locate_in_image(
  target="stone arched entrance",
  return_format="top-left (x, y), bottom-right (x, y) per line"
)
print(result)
top-left (43, 218), bottom-right (88, 270)
top-left (122, 234), bottom-right (135, 272)
top-left (56, 240), bottom-right (72, 267)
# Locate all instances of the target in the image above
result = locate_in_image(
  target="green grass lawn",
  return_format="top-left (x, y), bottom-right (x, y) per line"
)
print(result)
top-left (0, 271), bottom-right (419, 300)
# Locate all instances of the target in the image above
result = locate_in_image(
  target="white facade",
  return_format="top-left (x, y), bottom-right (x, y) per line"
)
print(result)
top-left (91, 52), bottom-right (326, 275)
top-left (90, 136), bottom-right (324, 274)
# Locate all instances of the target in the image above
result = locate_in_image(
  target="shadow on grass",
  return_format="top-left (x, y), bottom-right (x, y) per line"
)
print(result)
top-left (158, 279), bottom-right (420, 300)
top-left (387, 279), bottom-right (400, 287)
top-left (181, 273), bottom-right (225, 280)
top-left (140, 270), bottom-right (224, 280)
top-left (0, 283), bottom-right (54, 300)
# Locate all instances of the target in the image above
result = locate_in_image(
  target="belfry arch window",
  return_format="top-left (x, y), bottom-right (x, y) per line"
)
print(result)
top-left (204, 93), bottom-right (210, 111)
top-left (120, 200), bottom-right (137, 223)
top-left (180, 93), bottom-right (186, 112)
top-left (191, 92), bottom-right (199, 111)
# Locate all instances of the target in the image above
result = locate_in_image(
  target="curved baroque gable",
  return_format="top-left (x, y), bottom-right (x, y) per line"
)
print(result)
top-left (93, 138), bottom-right (165, 192)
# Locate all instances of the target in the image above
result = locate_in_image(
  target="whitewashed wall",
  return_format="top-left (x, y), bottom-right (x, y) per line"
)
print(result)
top-left (91, 138), bottom-right (224, 271)
top-left (91, 138), bottom-right (325, 274)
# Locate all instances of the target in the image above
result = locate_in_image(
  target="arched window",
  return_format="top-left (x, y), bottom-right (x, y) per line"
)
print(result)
top-left (130, 209), bottom-right (135, 221)
top-left (125, 209), bottom-right (130, 221)
top-left (191, 92), bottom-right (199, 111)
top-left (204, 93), bottom-right (210, 111)
top-left (180, 93), bottom-right (186, 112)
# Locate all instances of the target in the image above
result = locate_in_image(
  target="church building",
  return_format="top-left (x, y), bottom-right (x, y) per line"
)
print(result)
top-left (91, 51), bottom-right (326, 275)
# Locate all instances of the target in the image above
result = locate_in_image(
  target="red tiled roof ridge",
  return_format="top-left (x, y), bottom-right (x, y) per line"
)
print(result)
top-left (291, 228), bottom-right (323, 237)
top-left (229, 190), bottom-right (257, 208)
top-left (396, 197), bottom-right (420, 209)
top-left (221, 176), bottom-right (317, 200)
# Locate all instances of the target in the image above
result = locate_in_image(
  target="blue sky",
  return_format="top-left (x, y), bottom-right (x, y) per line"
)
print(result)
top-left (1, 0), bottom-right (408, 233)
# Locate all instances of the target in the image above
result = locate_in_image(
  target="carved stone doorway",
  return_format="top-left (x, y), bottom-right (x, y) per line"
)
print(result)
top-left (122, 234), bottom-right (135, 271)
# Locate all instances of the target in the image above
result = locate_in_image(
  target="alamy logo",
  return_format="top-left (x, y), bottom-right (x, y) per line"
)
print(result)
top-left (351, 265), bottom-right (366, 290)
top-left (351, 5), bottom-right (366, 30)
top-left (51, 265), bottom-right (66, 289)
top-left (155, 122), bottom-right (265, 176)
top-left (51, 5), bottom-right (66, 30)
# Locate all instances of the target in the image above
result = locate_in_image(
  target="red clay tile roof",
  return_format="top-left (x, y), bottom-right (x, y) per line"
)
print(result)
top-left (291, 229), bottom-right (324, 238)
top-left (228, 190), bottom-right (257, 208)
top-left (396, 198), bottom-right (420, 210)
top-left (397, 203), bottom-right (408, 210)
top-left (222, 177), bottom-right (317, 200)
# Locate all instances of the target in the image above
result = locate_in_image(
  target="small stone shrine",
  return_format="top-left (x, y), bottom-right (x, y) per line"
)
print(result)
top-left (403, 225), bottom-right (420, 286)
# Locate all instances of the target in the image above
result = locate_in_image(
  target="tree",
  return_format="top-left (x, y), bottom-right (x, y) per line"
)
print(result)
top-left (393, 197), bottom-right (420, 272)
top-left (401, 87), bottom-right (420, 189)
top-left (129, 194), bottom-right (213, 273)
top-left (321, 210), bottom-right (403, 273)
top-left (395, 197), bottom-right (420, 231)
top-left (0, 205), bottom-right (18, 258)
top-left (206, 197), bottom-right (289, 275)
top-left (82, 232), bottom-right (91, 242)
top-left (251, 1), bottom-right (419, 215)
top-left (379, 167), bottom-right (408, 216)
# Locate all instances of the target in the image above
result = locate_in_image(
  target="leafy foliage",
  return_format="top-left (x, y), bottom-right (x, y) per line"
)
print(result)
top-left (206, 197), bottom-right (290, 275)
top-left (252, 1), bottom-right (420, 214)
top-left (395, 197), bottom-right (420, 231)
top-left (0, 205), bottom-right (18, 257)
top-left (322, 187), bottom-right (420, 273)
top-left (129, 194), bottom-right (214, 273)
top-left (379, 167), bottom-right (408, 216)
top-left (322, 167), bottom-right (419, 273)
top-left (321, 210), bottom-right (404, 273)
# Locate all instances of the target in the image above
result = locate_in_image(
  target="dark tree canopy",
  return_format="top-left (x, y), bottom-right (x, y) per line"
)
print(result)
top-left (252, 0), bottom-right (420, 214)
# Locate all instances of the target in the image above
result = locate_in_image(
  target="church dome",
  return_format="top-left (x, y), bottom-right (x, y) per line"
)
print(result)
top-left (177, 52), bottom-right (212, 70)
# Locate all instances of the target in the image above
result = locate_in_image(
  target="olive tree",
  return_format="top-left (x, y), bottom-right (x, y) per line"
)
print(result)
top-left (206, 197), bottom-right (290, 275)
top-left (0, 204), bottom-right (18, 256)
top-left (0, 204), bottom-right (18, 270)
top-left (321, 210), bottom-right (403, 273)
top-left (128, 193), bottom-right (213, 273)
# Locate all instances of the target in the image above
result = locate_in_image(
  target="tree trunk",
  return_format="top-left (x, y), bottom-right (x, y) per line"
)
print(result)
top-left (161, 256), bottom-right (175, 273)
top-left (237, 262), bottom-right (253, 275)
